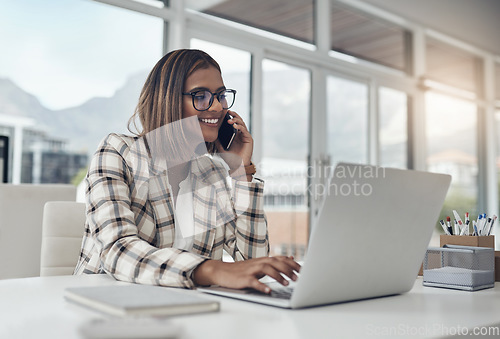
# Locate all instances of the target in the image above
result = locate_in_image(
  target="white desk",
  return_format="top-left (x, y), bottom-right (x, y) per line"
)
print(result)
top-left (1, 274), bottom-right (499, 339)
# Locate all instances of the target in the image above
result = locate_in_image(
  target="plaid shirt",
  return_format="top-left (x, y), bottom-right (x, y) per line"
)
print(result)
top-left (74, 133), bottom-right (268, 288)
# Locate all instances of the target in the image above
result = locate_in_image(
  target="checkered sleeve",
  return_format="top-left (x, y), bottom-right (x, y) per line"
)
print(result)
top-left (85, 134), bottom-right (206, 288)
top-left (225, 178), bottom-right (269, 261)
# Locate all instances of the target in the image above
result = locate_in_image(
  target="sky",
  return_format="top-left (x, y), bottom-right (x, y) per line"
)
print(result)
top-left (0, 0), bottom-right (163, 110)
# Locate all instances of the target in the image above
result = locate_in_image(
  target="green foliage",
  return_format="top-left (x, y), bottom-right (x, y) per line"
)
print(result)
top-left (71, 167), bottom-right (88, 187)
top-left (435, 188), bottom-right (477, 233)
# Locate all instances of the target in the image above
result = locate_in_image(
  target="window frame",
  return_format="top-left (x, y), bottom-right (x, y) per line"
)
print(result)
top-left (92, 0), bottom-right (500, 238)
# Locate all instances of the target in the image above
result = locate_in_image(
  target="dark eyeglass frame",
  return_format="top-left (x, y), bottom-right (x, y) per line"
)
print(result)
top-left (182, 89), bottom-right (237, 111)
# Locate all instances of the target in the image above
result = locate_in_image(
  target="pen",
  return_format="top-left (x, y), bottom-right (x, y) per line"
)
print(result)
top-left (459, 223), bottom-right (468, 235)
top-left (439, 220), bottom-right (451, 235)
top-left (454, 220), bottom-right (460, 236)
top-left (483, 217), bottom-right (492, 236)
top-left (488, 215), bottom-right (497, 235)
top-left (464, 212), bottom-right (470, 235)
top-left (482, 214), bottom-right (488, 234)
top-left (479, 214), bottom-right (487, 236)
top-left (477, 215), bottom-right (483, 236)
top-left (453, 210), bottom-right (464, 234)
top-left (486, 215), bottom-right (497, 236)
top-left (446, 216), bottom-right (453, 235)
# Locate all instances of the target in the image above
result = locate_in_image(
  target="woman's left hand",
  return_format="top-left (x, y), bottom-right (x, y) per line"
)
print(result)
top-left (216, 110), bottom-right (253, 167)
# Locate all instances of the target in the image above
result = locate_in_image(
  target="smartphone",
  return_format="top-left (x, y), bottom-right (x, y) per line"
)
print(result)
top-left (218, 113), bottom-right (237, 150)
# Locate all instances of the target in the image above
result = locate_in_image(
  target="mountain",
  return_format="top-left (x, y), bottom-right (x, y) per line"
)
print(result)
top-left (0, 78), bottom-right (52, 119)
top-left (0, 72), bottom-right (148, 155)
top-left (49, 71), bottom-right (148, 154)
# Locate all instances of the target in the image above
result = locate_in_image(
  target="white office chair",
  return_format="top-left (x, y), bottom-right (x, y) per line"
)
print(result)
top-left (40, 201), bottom-right (86, 276)
top-left (0, 184), bottom-right (76, 279)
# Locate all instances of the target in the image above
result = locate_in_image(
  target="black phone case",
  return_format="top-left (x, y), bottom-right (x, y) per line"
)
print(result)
top-left (218, 114), bottom-right (237, 150)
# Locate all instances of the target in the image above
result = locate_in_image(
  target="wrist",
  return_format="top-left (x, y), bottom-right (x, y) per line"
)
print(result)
top-left (193, 260), bottom-right (224, 286)
top-left (232, 173), bottom-right (254, 182)
top-left (229, 161), bottom-right (256, 181)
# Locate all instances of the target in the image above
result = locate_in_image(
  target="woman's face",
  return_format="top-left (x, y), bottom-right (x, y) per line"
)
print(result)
top-left (183, 66), bottom-right (226, 143)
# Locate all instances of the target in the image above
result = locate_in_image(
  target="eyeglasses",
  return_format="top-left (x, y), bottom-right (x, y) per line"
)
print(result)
top-left (182, 89), bottom-right (236, 111)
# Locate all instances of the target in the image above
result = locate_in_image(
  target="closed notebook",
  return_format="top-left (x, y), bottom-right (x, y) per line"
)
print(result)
top-left (64, 285), bottom-right (219, 317)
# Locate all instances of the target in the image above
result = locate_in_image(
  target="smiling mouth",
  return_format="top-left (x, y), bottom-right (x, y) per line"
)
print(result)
top-left (199, 118), bottom-right (219, 126)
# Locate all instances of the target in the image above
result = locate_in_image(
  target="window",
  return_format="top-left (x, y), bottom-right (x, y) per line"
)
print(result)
top-left (190, 39), bottom-right (251, 128)
top-left (330, 1), bottom-right (411, 72)
top-left (261, 59), bottom-right (310, 260)
top-left (327, 76), bottom-right (368, 165)
top-left (426, 38), bottom-right (482, 94)
top-left (378, 87), bottom-right (408, 168)
top-left (0, 0), bottom-right (163, 184)
top-left (426, 92), bottom-right (478, 219)
top-left (496, 110), bottom-right (500, 213)
top-left (496, 63), bottom-right (500, 101)
top-left (0, 136), bottom-right (8, 183)
top-left (186, 0), bottom-right (315, 44)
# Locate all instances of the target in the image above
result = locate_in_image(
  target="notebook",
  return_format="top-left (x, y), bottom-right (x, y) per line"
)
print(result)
top-left (199, 162), bottom-right (452, 308)
top-left (65, 284), bottom-right (219, 317)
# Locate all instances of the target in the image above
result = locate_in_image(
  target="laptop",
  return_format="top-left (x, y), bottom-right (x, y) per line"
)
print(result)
top-left (198, 163), bottom-right (451, 308)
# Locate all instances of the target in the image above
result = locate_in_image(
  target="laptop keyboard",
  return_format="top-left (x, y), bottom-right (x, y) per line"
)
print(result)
top-left (263, 281), bottom-right (295, 299)
top-left (269, 286), bottom-right (294, 299)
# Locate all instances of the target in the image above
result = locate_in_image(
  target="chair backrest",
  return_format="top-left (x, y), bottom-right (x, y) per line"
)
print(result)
top-left (40, 201), bottom-right (86, 276)
top-left (0, 184), bottom-right (76, 279)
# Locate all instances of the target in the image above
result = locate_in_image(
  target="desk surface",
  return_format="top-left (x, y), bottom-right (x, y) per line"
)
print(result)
top-left (1, 274), bottom-right (499, 339)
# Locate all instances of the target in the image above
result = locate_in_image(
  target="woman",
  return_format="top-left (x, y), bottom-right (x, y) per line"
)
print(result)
top-left (74, 49), bottom-right (300, 294)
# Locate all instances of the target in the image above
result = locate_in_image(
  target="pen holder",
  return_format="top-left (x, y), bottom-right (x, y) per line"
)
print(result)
top-left (423, 245), bottom-right (495, 291)
top-left (440, 235), bottom-right (494, 248)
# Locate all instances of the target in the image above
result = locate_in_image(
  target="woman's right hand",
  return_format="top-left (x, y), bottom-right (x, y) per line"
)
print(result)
top-left (193, 256), bottom-right (301, 294)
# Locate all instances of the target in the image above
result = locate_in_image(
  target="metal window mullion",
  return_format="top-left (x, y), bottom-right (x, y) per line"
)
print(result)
top-left (315, 0), bottom-right (330, 54)
top-left (92, 0), bottom-right (174, 20)
top-left (410, 27), bottom-right (427, 171)
top-left (167, 0), bottom-right (187, 50)
top-left (481, 57), bottom-right (498, 230)
top-left (250, 50), bottom-right (264, 169)
top-left (369, 79), bottom-right (379, 166)
top-left (406, 95), bottom-right (414, 170)
top-left (309, 66), bottom-right (328, 231)
top-left (162, 21), bottom-right (169, 55)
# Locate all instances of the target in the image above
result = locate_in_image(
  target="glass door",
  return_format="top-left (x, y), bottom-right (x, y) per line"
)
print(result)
top-left (426, 91), bottom-right (478, 221)
top-left (260, 59), bottom-right (311, 260)
top-left (326, 75), bottom-right (369, 166)
top-left (378, 87), bottom-right (408, 169)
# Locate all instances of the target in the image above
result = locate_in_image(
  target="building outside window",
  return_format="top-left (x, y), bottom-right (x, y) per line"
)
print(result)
top-left (0, 0), bottom-right (163, 185)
